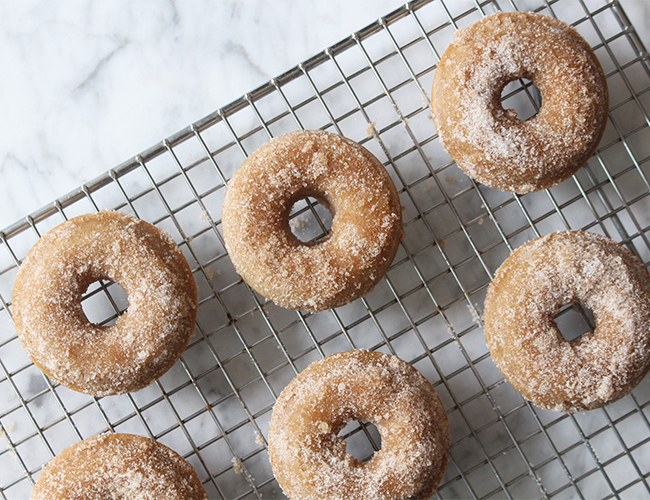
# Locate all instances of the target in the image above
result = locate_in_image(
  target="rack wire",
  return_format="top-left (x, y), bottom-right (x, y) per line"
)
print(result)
top-left (1, 0), bottom-right (650, 498)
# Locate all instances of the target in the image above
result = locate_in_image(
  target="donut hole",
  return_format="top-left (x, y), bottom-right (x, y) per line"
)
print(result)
top-left (289, 195), bottom-right (333, 244)
top-left (500, 78), bottom-right (542, 121)
top-left (337, 420), bottom-right (382, 461)
top-left (81, 280), bottom-right (128, 327)
top-left (555, 302), bottom-right (596, 342)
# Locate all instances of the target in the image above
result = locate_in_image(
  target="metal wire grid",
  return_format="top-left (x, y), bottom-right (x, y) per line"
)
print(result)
top-left (0, 0), bottom-right (649, 498)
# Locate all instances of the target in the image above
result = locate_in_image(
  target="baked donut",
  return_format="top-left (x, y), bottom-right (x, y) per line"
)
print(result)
top-left (268, 350), bottom-right (450, 499)
top-left (431, 12), bottom-right (608, 193)
top-left (31, 433), bottom-right (207, 499)
top-left (222, 130), bottom-right (403, 312)
top-left (484, 231), bottom-right (650, 412)
top-left (12, 211), bottom-right (197, 396)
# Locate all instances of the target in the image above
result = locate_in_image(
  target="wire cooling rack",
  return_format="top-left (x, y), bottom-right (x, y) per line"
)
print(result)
top-left (1, 0), bottom-right (650, 498)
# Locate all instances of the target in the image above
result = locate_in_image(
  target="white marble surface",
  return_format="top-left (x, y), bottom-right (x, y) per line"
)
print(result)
top-left (0, 0), bottom-right (648, 231)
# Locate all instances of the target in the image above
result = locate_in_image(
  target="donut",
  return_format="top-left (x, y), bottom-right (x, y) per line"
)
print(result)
top-left (12, 210), bottom-right (198, 396)
top-left (431, 12), bottom-right (608, 193)
top-left (222, 130), bottom-right (403, 312)
top-left (268, 350), bottom-right (450, 499)
top-left (31, 433), bottom-right (207, 499)
top-left (484, 231), bottom-right (650, 412)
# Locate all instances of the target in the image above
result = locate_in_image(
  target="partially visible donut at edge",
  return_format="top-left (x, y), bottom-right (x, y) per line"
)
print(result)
top-left (484, 231), bottom-right (650, 412)
top-left (30, 433), bottom-right (207, 499)
top-left (221, 130), bottom-right (404, 312)
top-left (12, 210), bottom-right (198, 396)
top-left (431, 11), bottom-right (608, 193)
top-left (268, 350), bottom-right (450, 500)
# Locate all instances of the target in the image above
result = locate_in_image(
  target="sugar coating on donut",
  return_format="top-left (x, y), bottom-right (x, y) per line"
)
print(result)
top-left (268, 350), bottom-right (450, 500)
top-left (222, 130), bottom-right (403, 312)
top-left (431, 12), bottom-right (608, 193)
top-left (12, 211), bottom-right (198, 396)
top-left (484, 231), bottom-right (650, 412)
top-left (31, 433), bottom-right (207, 499)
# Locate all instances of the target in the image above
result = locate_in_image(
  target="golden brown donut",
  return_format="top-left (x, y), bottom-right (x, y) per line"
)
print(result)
top-left (484, 231), bottom-right (650, 412)
top-left (222, 130), bottom-right (403, 312)
top-left (13, 211), bottom-right (197, 396)
top-left (431, 12), bottom-right (608, 193)
top-left (31, 433), bottom-right (207, 499)
top-left (268, 350), bottom-right (450, 500)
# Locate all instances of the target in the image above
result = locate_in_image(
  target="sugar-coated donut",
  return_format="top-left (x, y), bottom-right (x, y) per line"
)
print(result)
top-left (31, 433), bottom-right (207, 499)
top-left (13, 211), bottom-right (198, 396)
top-left (268, 350), bottom-right (450, 500)
top-left (484, 231), bottom-right (650, 412)
top-left (222, 130), bottom-right (403, 312)
top-left (431, 12), bottom-right (608, 193)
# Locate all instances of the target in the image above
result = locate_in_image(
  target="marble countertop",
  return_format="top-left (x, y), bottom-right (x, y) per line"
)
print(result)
top-left (0, 0), bottom-right (648, 231)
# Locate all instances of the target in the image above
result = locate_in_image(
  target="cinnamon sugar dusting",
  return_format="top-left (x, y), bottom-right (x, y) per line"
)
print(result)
top-left (12, 211), bottom-right (198, 396)
top-left (431, 12), bottom-right (608, 193)
top-left (268, 350), bottom-right (450, 499)
top-left (222, 130), bottom-right (404, 312)
top-left (484, 231), bottom-right (650, 412)
top-left (31, 433), bottom-right (207, 499)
